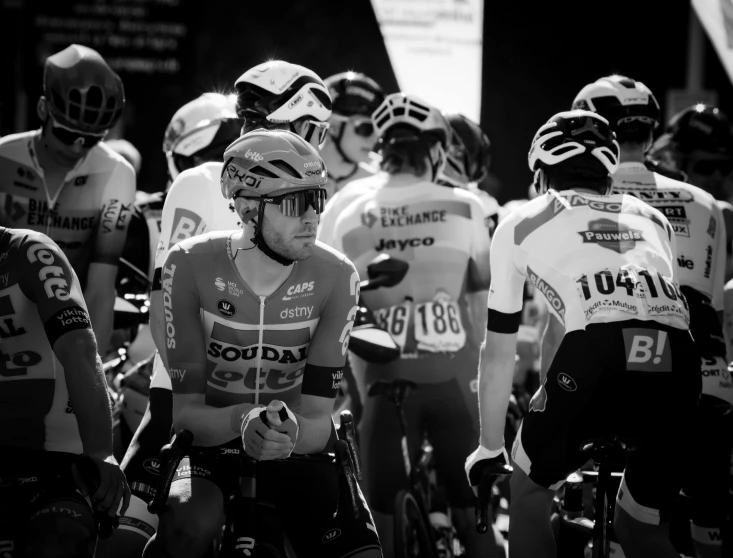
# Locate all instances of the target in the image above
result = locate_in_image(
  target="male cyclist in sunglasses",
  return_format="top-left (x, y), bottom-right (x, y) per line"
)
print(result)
top-left (330, 93), bottom-right (501, 558)
top-left (573, 76), bottom-right (731, 558)
top-left (0, 44), bottom-right (136, 357)
top-left (143, 129), bottom-right (381, 558)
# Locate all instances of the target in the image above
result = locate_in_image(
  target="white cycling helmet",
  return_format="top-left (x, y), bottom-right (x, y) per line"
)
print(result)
top-left (372, 93), bottom-right (450, 146)
top-left (234, 60), bottom-right (332, 124)
top-left (572, 75), bottom-right (661, 129)
top-left (163, 92), bottom-right (240, 180)
top-left (528, 110), bottom-right (620, 174)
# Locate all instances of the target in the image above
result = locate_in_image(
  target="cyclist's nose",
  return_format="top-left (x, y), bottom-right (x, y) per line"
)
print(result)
top-left (301, 205), bottom-right (318, 225)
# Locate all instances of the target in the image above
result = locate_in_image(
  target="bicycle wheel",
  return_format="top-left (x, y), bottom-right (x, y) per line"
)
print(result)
top-left (394, 490), bottom-right (437, 558)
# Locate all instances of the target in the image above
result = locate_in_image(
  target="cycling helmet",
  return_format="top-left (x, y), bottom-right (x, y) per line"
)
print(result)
top-left (325, 72), bottom-right (385, 117)
top-left (665, 104), bottom-right (733, 156)
top-left (221, 129), bottom-right (327, 267)
top-left (372, 93), bottom-right (450, 147)
top-left (234, 60), bottom-right (332, 124)
top-left (572, 75), bottom-right (660, 130)
top-left (44, 44), bottom-right (125, 134)
top-left (163, 93), bottom-right (241, 180)
top-left (440, 112), bottom-right (492, 187)
top-left (528, 110), bottom-right (620, 174)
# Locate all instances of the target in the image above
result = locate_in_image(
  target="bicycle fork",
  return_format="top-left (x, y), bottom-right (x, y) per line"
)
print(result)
top-left (221, 456), bottom-right (257, 558)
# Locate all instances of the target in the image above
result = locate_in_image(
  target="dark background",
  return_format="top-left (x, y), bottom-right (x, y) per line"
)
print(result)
top-left (1, 0), bottom-right (731, 203)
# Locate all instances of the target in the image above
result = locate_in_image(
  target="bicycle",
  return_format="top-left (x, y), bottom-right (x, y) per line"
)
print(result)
top-left (148, 410), bottom-right (363, 557)
top-left (555, 436), bottom-right (637, 558)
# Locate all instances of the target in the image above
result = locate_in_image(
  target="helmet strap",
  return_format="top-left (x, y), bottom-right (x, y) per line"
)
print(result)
top-left (332, 121), bottom-right (357, 166)
top-left (428, 143), bottom-right (446, 182)
top-left (249, 202), bottom-right (295, 267)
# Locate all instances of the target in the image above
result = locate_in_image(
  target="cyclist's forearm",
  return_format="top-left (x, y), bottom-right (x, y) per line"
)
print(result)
top-left (85, 281), bottom-right (115, 357)
top-left (478, 333), bottom-right (516, 451)
top-left (292, 413), bottom-right (332, 454)
top-left (172, 399), bottom-right (259, 447)
top-left (149, 290), bottom-right (169, 367)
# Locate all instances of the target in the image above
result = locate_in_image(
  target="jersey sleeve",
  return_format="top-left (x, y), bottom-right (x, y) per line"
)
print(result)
top-left (711, 201), bottom-right (727, 312)
top-left (301, 259), bottom-right (360, 399)
top-left (152, 173), bottom-right (212, 291)
top-left (467, 194), bottom-right (492, 291)
top-left (486, 218), bottom-right (525, 333)
top-left (17, 232), bottom-right (92, 347)
top-left (91, 160), bottom-right (136, 266)
top-left (160, 244), bottom-right (207, 394)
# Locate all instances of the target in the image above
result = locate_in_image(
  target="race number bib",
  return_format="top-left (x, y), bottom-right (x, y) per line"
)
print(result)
top-left (575, 264), bottom-right (688, 324)
top-left (414, 295), bottom-right (466, 353)
top-left (374, 300), bottom-right (411, 352)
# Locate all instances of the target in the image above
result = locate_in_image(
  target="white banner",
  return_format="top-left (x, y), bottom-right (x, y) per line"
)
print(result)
top-left (370, 0), bottom-right (484, 122)
top-left (692, 0), bottom-right (733, 85)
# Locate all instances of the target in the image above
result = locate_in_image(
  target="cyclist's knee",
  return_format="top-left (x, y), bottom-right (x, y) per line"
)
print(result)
top-left (613, 503), bottom-right (667, 556)
top-left (26, 501), bottom-right (96, 558)
top-left (509, 467), bottom-right (553, 509)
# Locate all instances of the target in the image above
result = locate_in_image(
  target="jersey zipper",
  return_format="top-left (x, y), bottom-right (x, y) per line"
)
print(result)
top-left (255, 295), bottom-right (266, 405)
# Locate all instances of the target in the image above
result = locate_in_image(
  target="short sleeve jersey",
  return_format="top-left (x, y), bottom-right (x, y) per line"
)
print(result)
top-left (0, 132), bottom-right (136, 287)
top-left (0, 227), bottom-right (93, 453)
top-left (488, 189), bottom-right (690, 335)
top-left (612, 162), bottom-right (726, 310)
top-left (161, 232), bottom-right (359, 427)
top-left (330, 177), bottom-right (492, 384)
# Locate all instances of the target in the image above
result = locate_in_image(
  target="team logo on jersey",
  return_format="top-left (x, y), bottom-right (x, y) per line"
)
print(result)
top-left (74, 176), bottom-right (88, 186)
top-left (215, 277), bottom-right (226, 291)
top-left (707, 216), bottom-right (717, 238)
top-left (526, 265), bottom-right (566, 321)
top-left (657, 206), bottom-right (690, 237)
top-left (704, 245), bottom-right (713, 279)
top-left (556, 373), bottom-right (577, 392)
top-left (282, 281), bottom-right (315, 301)
top-left (579, 219), bottom-right (645, 254)
top-left (361, 209), bottom-right (378, 228)
top-left (143, 459), bottom-right (161, 476)
top-left (217, 300), bottom-right (236, 317)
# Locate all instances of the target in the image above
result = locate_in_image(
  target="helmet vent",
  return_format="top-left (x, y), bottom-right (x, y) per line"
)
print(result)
top-left (248, 165), bottom-right (279, 179)
top-left (618, 78), bottom-right (636, 88)
top-left (51, 90), bottom-right (66, 114)
top-left (268, 160), bottom-right (300, 178)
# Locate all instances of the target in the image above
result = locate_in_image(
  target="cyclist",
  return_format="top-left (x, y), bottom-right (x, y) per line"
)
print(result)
top-left (573, 76), bottom-right (732, 557)
top-left (114, 62), bottom-right (334, 556)
top-left (465, 109), bottom-right (700, 558)
top-left (142, 129), bottom-right (380, 558)
top-left (330, 93), bottom-right (501, 558)
top-left (0, 227), bottom-right (130, 557)
top-left (320, 71), bottom-right (384, 199)
top-left (0, 44), bottom-right (136, 357)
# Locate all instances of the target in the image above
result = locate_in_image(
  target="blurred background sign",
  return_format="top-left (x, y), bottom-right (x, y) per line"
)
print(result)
top-left (370, 0), bottom-right (484, 122)
top-left (692, 0), bottom-right (733, 85)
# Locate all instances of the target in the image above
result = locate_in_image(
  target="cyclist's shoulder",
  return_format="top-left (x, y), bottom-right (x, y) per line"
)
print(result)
top-left (9, 227), bottom-right (57, 250)
top-left (90, 141), bottom-right (136, 177)
top-left (136, 190), bottom-right (166, 210)
top-left (0, 130), bottom-right (33, 153)
top-left (310, 241), bottom-right (357, 273)
top-left (174, 229), bottom-right (230, 255)
top-left (167, 162), bottom-right (221, 199)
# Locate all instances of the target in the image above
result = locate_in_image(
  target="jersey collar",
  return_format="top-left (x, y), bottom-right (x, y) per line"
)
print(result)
top-left (616, 161), bottom-right (647, 172)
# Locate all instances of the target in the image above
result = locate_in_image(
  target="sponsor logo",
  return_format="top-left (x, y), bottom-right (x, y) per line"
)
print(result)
top-left (56, 307), bottom-right (90, 328)
top-left (26, 243), bottom-right (71, 300)
top-left (242, 149), bottom-right (263, 163)
top-left (622, 328), bottom-right (672, 372)
top-left (0, 251), bottom-right (8, 264)
top-left (704, 245), bottom-right (713, 279)
top-left (305, 169), bottom-right (322, 177)
top-left (169, 368), bottom-right (187, 381)
top-left (221, 447), bottom-right (240, 455)
top-left (223, 164), bottom-right (264, 189)
top-left (707, 216), bottom-right (717, 238)
top-left (377, 205), bottom-right (448, 228)
top-left (622, 188), bottom-right (695, 204)
top-left (0, 349), bottom-right (41, 378)
top-left (279, 306), bottom-right (314, 320)
top-left (322, 529), bottom-right (342, 543)
top-left (677, 256), bottom-right (694, 270)
top-left (304, 161), bottom-right (320, 168)
top-left (235, 537), bottom-right (255, 554)
top-left (375, 237), bottom-right (434, 251)
top-left (283, 281), bottom-right (315, 301)
top-left (208, 343), bottom-right (308, 365)
top-left (207, 359), bottom-right (306, 393)
top-left (215, 278), bottom-right (244, 297)
top-left (361, 209), bottom-right (378, 228)
top-left (23, 200), bottom-right (95, 231)
top-left (0, 316), bottom-right (25, 338)
top-left (215, 277), bottom-right (226, 291)
top-left (331, 369), bottom-right (343, 391)
top-left (31, 507), bottom-right (81, 520)
top-left (218, 299), bottom-right (236, 317)
top-left (161, 264), bottom-right (177, 349)
top-left (672, 223), bottom-right (690, 237)
top-left (169, 208), bottom-right (206, 248)
top-left (557, 373), bottom-right (577, 392)
top-left (176, 464), bottom-right (211, 477)
top-left (526, 265), bottom-right (565, 320)
top-left (100, 199), bottom-right (132, 233)
top-left (660, 206), bottom-right (687, 220)
top-left (74, 175), bottom-right (88, 186)
top-left (66, 398), bottom-right (74, 413)
top-left (579, 219), bottom-right (645, 254)
top-left (143, 459), bottom-right (160, 475)
top-left (287, 93), bottom-right (303, 109)
top-left (0, 272), bottom-right (8, 286)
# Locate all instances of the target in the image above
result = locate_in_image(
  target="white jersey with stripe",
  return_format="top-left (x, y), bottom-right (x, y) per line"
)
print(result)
top-left (488, 189), bottom-right (690, 334)
top-left (612, 163), bottom-right (726, 310)
top-left (151, 161), bottom-right (241, 391)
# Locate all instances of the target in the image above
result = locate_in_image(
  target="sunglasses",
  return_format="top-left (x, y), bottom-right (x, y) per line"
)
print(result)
top-left (690, 158), bottom-right (733, 176)
top-left (333, 115), bottom-right (375, 138)
top-left (261, 189), bottom-right (327, 217)
top-left (49, 115), bottom-right (105, 148)
top-left (246, 115), bottom-right (329, 150)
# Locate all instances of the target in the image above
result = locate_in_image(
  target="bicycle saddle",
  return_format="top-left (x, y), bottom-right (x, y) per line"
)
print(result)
top-left (366, 379), bottom-right (417, 403)
top-left (580, 436), bottom-right (639, 458)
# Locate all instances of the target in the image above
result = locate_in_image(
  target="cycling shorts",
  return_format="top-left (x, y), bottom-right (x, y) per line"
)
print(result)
top-left (118, 386), bottom-right (173, 539)
top-left (0, 448), bottom-right (96, 553)
top-left (359, 376), bottom-right (479, 513)
top-left (172, 439), bottom-right (381, 558)
top-left (511, 319), bottom-right (701, 526)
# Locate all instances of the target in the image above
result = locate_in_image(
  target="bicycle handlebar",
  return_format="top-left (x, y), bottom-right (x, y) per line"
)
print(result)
top-left (474, 459), bottom-right (513, 534)
top-left (338, 410), bottom-right (362, 482)
top-left (147, 429), bottom-right (194, 515)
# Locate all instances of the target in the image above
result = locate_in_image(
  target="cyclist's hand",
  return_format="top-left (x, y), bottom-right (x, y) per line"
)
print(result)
top-left (465, 445), bottom-right (509, 497)
top-left (84, 454), bottom-right (130, 517)
top-left (240, 402), bottom-right (299, 461)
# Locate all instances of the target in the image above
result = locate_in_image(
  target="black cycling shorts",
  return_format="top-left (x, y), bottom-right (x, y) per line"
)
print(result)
top-left (172, 439), bottom-right (381, 558)
top-left (512, 319), bottom-right (701, 526)
top-left (0, 448), bottom-right (96, 554)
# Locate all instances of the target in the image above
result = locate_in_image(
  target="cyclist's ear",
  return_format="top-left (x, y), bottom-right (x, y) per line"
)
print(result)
top-left (37, 97), bottom-right (49, 124)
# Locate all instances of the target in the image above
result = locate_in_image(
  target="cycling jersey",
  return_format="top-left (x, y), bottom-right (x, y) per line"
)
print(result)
top-left (330, 176), bottom-right (492, 384)
top-left (318, 171), bottom-right (386, 248)
top-left (164, 232), bottom-right (358, 418)
top-left (325, 160), bottom-right (377, 201)
top-left (0, 227), bottom-right (93, 453)
top-left (488, 189), bottom-right (689, 334)
top-left (0, 132), bottom-right (136, 287)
